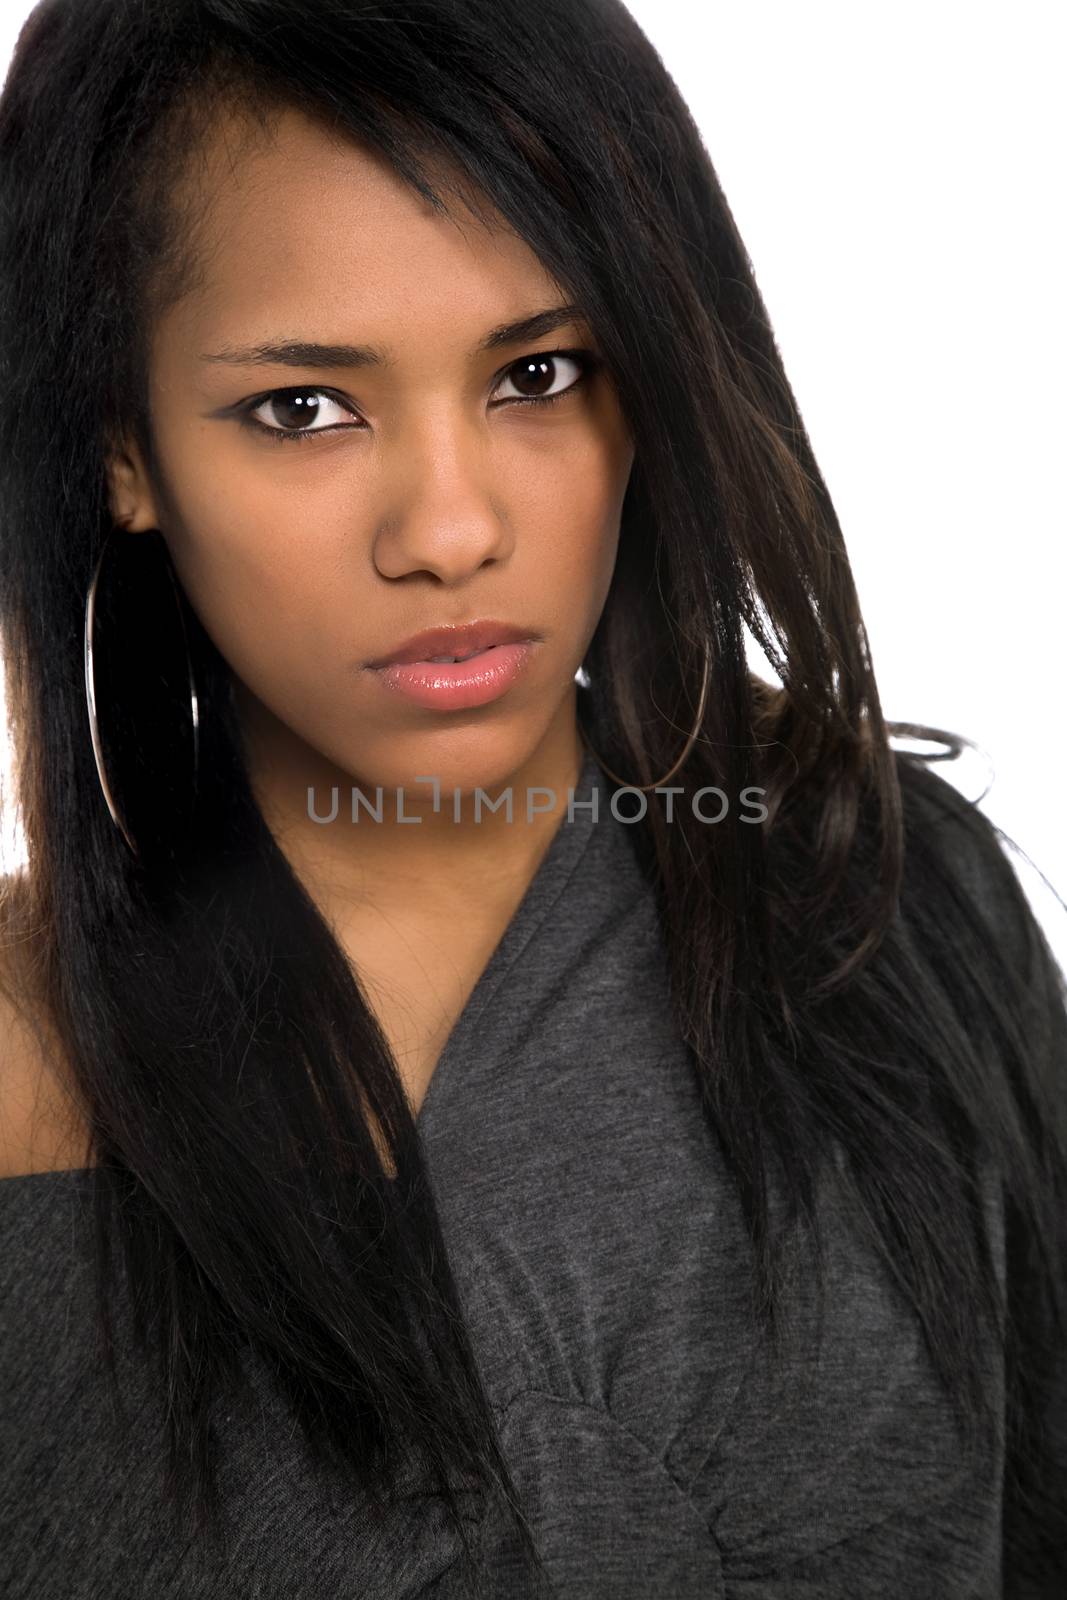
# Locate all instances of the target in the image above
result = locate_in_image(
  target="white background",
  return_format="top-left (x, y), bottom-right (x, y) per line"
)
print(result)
top-left (2, 1), bottom-right (1064, 972)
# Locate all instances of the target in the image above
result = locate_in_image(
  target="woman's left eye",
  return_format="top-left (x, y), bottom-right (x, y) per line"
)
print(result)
top-left (238, 348), bottom-right (600, 445)
top-left (492, 349), bottom-right (597, 408)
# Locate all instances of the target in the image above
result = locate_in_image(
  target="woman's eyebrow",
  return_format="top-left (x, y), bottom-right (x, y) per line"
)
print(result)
top-left (198, 302), bottom-right (589, 370)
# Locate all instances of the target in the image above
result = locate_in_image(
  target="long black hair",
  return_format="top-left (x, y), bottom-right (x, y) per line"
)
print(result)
top-left (0, 0), bottom-right (1064, 1583)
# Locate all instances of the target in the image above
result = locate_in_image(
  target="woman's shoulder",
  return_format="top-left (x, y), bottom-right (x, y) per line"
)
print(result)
top-left (892, 751), bottom-right (1067, 1060)
top-left (895, 750), bottom-right (1019, 893)
top-left (0, 874), bottom-right (92, 1180)
top-left (895, 753), bottom-right (1056, 965)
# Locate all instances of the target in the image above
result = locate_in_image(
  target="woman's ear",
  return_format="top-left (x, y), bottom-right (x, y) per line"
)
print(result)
top-left (104, 433), bottom-right (160, 532)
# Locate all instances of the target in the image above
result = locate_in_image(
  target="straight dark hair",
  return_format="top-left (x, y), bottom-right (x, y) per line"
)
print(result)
top-left (1, 0), bottom-right (1064, 1584)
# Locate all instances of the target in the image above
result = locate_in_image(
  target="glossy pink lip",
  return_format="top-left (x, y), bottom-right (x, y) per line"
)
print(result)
top-left (365, 619), bottom-right (538, 669)
top-left (369, 641), bottom-right (539, 711)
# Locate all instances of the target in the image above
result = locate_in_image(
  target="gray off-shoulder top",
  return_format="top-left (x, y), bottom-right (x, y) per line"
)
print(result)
top-left (1, 745), bottom-right (1063, 1597)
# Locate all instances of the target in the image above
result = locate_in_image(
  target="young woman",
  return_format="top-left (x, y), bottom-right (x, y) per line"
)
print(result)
top-left (0, 1), bottom-right (1063, 1595)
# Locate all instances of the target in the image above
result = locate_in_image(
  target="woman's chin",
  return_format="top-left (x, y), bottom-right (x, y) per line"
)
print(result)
top-left (334, 726), bottom-right (567, 811)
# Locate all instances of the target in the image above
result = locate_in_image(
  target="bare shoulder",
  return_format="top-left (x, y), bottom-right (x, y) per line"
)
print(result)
top-left (0, 875), bottom-right (92, 1179)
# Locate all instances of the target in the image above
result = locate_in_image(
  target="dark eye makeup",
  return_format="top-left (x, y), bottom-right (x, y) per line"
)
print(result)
top-left (233, 347), bottom-right (602, 445)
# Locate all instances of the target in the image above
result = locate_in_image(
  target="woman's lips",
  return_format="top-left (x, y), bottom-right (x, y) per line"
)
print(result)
top-left (367, 640), bottom-right (537, 710)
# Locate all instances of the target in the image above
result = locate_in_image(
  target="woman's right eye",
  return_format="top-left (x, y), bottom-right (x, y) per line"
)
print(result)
top-left (242, 388), bottom-right (364, 443)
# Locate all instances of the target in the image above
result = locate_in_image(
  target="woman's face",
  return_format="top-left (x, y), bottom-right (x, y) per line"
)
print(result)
top-left (108, 103), bottom-right (634, 799)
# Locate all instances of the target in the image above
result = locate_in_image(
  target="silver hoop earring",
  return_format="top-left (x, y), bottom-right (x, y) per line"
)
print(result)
top-left (577, 641), bottom-right (712, 792)
top-left (83, 527), bottom-right (200, 859)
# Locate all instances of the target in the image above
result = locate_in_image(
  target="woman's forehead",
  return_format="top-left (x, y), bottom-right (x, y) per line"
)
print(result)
top-left (149, 105), bottom-right (564, 372)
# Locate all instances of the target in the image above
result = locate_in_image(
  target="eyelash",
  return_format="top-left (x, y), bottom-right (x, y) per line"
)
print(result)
top-left (235, 347), bottom-right (601, 445)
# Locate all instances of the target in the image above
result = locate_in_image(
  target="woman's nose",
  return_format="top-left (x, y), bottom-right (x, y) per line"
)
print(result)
top-left (371, 420), bottom-right (516, 584)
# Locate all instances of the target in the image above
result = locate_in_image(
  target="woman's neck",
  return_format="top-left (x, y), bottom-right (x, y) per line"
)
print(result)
top-left (236, 685), bottom-right (586, 939)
